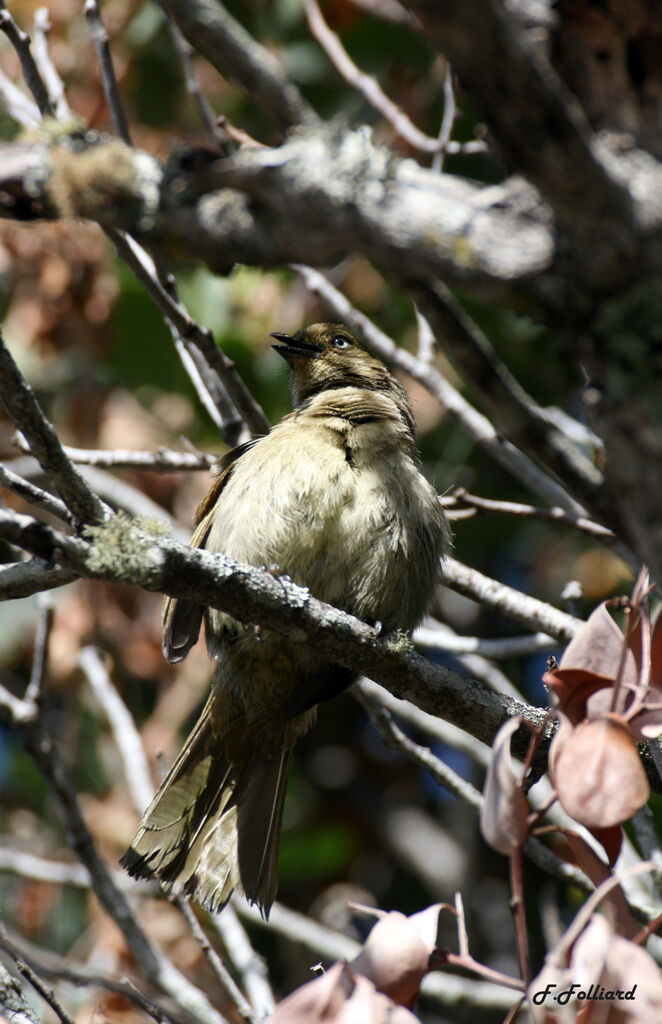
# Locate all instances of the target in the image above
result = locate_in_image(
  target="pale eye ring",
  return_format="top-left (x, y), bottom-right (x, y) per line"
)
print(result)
top-left (331, 336), bottom-right (351, 349)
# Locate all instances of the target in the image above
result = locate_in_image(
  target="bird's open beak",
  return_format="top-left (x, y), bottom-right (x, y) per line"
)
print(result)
top-left (271, 332), bottom-right (322, 362)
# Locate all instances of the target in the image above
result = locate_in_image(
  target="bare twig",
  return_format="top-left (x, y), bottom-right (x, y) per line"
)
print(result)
top-left (160, 7), bottom-right (228, 149)
top-left (358, 677), bottom-right (492, 765)
top-left (0, 505), bottom-right (548, 758)
top-left (237, 900), bottom-right (517, 1009)
top-left (15, 441), bottom-right (215, 472)
top-left (292, 264), bottom-right (585, 516)
top-left (414, 621), bottom-right (557, 659)
top-left (408, 279), bottom-right (611, 512)
top-left (175, 902), bottom-right (255, 1024)
top-left (0, 921), bottom-right (76, 1024)
top-left (158, 0), bottom-right (317, 131)
top-left (83, 0), bottom-right (131, 143)
top-left (0, 559), bottom-right (76, 600)
top-left (305, 0), bottom-right (446, 154)
top-left (0, 66), bottom-right (40, 125)
top-left (509, 848), bottom-right (531, 986)
top-left (209, 907), bottom-right (275, 1020)
top-left (446, 488), bottom-right (615, 541)
top-left (110, 230), bottom-right (269, 437)
top-left (0, 2), bottom-right (54, 117)
top-left (0, 326), bottom-right (109, 524)
top-left (0, 461), bottom-right (74, 524)
top-left (0, 960), bottom-right (38, 1024)
top-left (432, 61), bottom-right (457, 172)
top-left (78, 646), bottom-right (156, 813)
top-left (24, 592), bottom-right (54, 707)
top-left (32, 8), bottom-right (70, 119)
top-left (442, 556), bottom-right (582, 642)
top-left (0, 930), bottom-right (180, 1024)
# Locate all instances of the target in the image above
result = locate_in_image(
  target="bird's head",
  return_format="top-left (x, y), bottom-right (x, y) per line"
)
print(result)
top-left (271, 322), bottom-right (410, 418)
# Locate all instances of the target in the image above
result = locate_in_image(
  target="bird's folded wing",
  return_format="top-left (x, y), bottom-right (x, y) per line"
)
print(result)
top-left (162, 437), bottom-right (262, 663)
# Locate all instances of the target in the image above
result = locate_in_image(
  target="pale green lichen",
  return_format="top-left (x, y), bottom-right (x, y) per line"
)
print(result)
top-left (83, 513), bottom-right (170, 576)
top-left (385, 629), bottom-right (414, 655)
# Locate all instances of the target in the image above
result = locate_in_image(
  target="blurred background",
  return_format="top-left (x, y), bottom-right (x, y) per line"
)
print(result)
top-left (0, 1), bottom-right (637, 1021)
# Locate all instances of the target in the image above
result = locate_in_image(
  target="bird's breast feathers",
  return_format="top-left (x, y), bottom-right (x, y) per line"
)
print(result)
top-left (204, 390), bottom-right (446, 629)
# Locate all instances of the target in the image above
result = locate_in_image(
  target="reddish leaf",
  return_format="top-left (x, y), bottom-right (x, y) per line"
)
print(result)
top-left (559, 603), bottom-right (637, 685)
top-left (534, 825), bottom-right (635, 937)
top-left (480, 718), bottom-right (529, 855)
top-left (588, 824), bottom-right (624, 869)
top-left (544, 668), bottom-right (615, 724)
top-left (552, 715), bottom-right (650, 828)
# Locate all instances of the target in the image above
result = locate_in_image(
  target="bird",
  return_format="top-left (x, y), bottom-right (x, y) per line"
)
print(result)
top-left (121, 323), bottom-right (449, 916)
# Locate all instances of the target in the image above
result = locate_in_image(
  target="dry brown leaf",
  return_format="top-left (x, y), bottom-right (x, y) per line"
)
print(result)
top-left (268, 961), bottom-right (418, 1023)
top-left (552, 716), bottom-right (650, 828)
top-left (559, 603), bottom-right (638, 684)
top-left (350, 908), bottom-right (439, 1008)
top-left (480, 717), bottom-right (529, 855)
top-left (570, 915), bottom-right (662, 1023)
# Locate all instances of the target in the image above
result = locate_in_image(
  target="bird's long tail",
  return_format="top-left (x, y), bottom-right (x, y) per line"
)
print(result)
top-left (120, 699), bottom-right (292, 916)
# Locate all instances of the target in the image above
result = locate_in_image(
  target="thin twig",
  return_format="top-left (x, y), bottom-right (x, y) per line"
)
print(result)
top-left (175, 901), bottom-right (255, 1024)
top-left (358, 677), bottom-right (492, 766)
top-left (432, 61), bottom-right (456, 172)
top-left (446, 488), bottom-right (615, 541)
top-left (357, 682), bottom-right (593, 892)
top-left (0, 929), bottom-right (180, 1024)
top-left (0, 65), bottom-right (41, 126)
top-left (0, 921), bottom-right (76, 1024)
top-left (83, 0), bottom-right (131, 143)
top-left (14, 440), bottom-right (215, 471)
top-left (161, 7), bottom-right (228, 149)
top-left (414, 621), bottom-right (557, 660)
top-left (454, 892), bottom-right (469, 958)
top-left (209, 906), bottom-right (275, 1020)
top-left (509, 848), bottom-right (531, 987)
top-left (110, 230), bottom-right (270, 437)
top-left (157, 0), bottom-right (317, 131)
top-left (292, 264), bottom-right (585, 516)
top-left (0, 326), bottom-right (109, 524)
top-left (0, 559), bottom-right (76, 600)
top-left (78, 646), bottom-right (156, 813)
top-left (442, 556), bottom-right (582, 643)
top-left (24, 592), bottom-right (54, 707)
top-left (78, 646), bottom-right (261, 1024)
top-left (0, 960), bottom-right (38, 1024)
top-left (32, 8), bottom-right (70, 119)
top-left (0, 461), bottom-right (74, 524)
top-left (305, 0), bottom-right (446, 154)
top-left (0, 2), bottom-right (54, 117)
top-left (409, 279), bottom-right (609, 513)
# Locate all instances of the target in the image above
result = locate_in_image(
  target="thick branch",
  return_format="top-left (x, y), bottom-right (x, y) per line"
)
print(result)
top-left (403, 0), bottom-right (640, 290)
top-left (0, 507), bottom-right (549, 758)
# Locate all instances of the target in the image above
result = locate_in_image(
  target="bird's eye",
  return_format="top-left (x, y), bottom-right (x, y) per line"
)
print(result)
top-left (331, 336), bottom-right (351, 350)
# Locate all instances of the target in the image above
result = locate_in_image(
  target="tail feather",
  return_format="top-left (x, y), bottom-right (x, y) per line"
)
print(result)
top-left (121, 703), bottom-right (292, 916)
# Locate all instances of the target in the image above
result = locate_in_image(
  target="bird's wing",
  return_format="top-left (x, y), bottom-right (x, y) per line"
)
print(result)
top-left (162, 438), bottom-right (261, 664)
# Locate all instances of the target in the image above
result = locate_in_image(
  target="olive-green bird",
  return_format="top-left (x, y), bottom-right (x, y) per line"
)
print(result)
top-left (121, 323), bottom-right (449, 915)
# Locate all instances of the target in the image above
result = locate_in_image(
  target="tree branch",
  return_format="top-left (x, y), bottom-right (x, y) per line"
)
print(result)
top-left (157, 0), bottom-right (317, 132)
top-left (0, 506), bottom-right (549, 758)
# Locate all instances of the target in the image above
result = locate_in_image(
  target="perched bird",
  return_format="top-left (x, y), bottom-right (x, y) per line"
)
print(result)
top-left (121, 323), bottom-right (449, 915)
